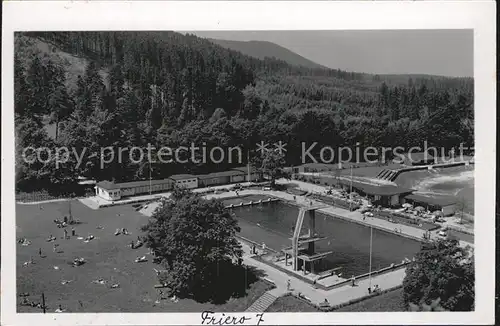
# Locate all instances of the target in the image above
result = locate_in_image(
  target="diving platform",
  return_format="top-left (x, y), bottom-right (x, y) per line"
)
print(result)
top-left (298, 251), bottom-right (333, 262)
top-left (287, 204), bottom-right (333, 274)
top-left (283, 245), bottom-right (307, 255)
top-left (289, 235), bottom-right (328, 245)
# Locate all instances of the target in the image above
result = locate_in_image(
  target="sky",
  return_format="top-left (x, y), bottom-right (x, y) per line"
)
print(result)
top-left (187, 30), bottom-right (473, 77)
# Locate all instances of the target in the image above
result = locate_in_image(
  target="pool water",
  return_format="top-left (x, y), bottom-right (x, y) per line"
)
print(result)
top-left (231, 202), bottom-right (422, 277)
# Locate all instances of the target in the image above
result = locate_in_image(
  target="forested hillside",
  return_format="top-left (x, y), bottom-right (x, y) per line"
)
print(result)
top-left (14, 31), bottom-right (474, 195)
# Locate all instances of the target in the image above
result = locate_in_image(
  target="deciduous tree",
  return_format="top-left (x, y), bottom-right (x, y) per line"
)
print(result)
top-left (141, 188), bottom-right (243, 302)
top-left (252, 148), bottom-right (290, 188)
top-left (403, 239), bottom-right (474, 311)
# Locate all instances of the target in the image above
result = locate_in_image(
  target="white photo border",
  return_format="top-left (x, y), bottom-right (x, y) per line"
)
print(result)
top-left (1, 1), bottom-right (496, 325)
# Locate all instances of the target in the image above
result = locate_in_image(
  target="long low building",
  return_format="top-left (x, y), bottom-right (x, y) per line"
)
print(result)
top-left (94, 166), bottom-right (263, 201)
top-left (198, 170), bottom-right (246, 187)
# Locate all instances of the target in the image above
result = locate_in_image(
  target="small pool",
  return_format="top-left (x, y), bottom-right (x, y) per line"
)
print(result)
top-left (230, 202), bottom-right (422, 277)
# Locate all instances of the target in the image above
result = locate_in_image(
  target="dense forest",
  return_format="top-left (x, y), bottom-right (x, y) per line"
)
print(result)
top-left (14, 31), bottom-right (474, 194)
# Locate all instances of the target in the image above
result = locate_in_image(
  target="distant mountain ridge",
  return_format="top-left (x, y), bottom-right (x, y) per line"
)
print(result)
top-left (208, 38), bottom-right (326, 70)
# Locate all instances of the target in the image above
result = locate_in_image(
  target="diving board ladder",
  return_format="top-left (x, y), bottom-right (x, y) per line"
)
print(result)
top-left (291, 208), bottom-right (306, 271)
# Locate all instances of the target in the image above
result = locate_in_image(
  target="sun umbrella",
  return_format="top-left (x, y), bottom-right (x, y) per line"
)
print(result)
top-left (402, 203), bottom-right (412, 208)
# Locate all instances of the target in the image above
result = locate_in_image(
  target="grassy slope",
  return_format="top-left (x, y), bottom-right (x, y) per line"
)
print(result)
top-left (15, 35), bottom-right (110, 139)
top-left (16, 35), bottom-right (109, 93)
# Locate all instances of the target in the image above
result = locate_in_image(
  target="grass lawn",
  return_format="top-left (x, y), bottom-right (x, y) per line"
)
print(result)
top-left (267, 289), bottom-right (406, 312)
top-left (17, 200), bottom-right (272, 312)
top-left (16, 191), bottom-right (68, 203)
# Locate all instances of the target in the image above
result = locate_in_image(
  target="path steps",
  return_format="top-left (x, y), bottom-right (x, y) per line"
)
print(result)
top-left (245, 292), bottom-right (278, 312)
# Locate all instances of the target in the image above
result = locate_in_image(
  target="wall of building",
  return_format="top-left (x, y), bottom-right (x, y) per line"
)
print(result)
top-left (121, 187), bottom-right (136, 197)
top-left (175, 178), bottom-right (198, 189)
top-left (243, 173), bottom-right (260, 182)
top-left (199, 178), bottom-right (219, 187)
top-left (96, 187), bottom-right (121, 201)
top-left (442, 204), bottom-right (456, 216)
top-left (390, 195), bottom-right (400, 206)
top-left (201, 176), bottom-right (231, 187)
top-left (231, 175), bottom-right (245, 183)
top-left (120, 181), bottom-right (173, 197)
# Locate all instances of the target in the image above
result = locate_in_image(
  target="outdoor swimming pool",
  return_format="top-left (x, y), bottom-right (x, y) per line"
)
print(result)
top-left (230, 202), bottom-right (422, 277)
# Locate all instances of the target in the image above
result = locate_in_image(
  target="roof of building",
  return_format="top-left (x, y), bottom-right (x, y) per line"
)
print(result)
top-left (117, 178), bottom-right (173, 189)
top-left (197, 170), bottom-right (245, 180)
top-left (404, 194), bottom-right (456, 207)
top-left (96, 180), bottom-right (120, 190)
top-left (169, 174), bottom-right (197, 181)
top-left (402, 152), bottom-right (435, 162)
top-left (299, 163), bottom-right (338, 170)
top-left (339, 179), bottom-right (414, 196)
top-left (232, 166), bottom-right (259, 174)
